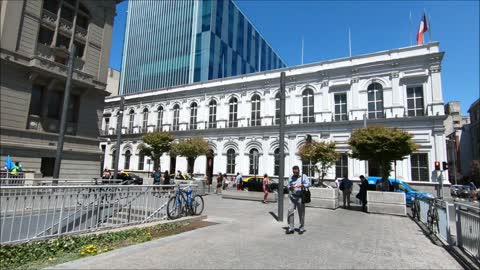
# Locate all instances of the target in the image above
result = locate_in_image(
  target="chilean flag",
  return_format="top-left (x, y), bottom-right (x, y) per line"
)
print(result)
top-left (416, 13), bottom-right (429, 45)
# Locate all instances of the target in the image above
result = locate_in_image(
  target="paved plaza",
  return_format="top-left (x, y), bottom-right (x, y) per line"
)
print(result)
top-left (51, 194), bottom-right (462, 269)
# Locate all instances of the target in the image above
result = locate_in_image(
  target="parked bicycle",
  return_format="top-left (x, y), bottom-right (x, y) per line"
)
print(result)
top-left (426, 198), bottom-right (439, 233)
top-left (167, 184), bottom-right (204, 219)
top-left (411, 196), bottom-right (421, 221)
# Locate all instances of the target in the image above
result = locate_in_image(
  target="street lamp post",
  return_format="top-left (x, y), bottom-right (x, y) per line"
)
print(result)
top-left (53, 45), bottom-right (76, 183)
top-left (278, 72), bottom-right (286, 222)
top-left (113, 97), bottom-right (125, 179)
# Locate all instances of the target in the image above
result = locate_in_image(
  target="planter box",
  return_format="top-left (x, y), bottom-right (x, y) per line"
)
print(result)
top-left (222, 190), bottom-right (277, 202)
top-left (307, 187), bottom-right (339, 209)
top-left (367, 191), bottom-right (406, 216)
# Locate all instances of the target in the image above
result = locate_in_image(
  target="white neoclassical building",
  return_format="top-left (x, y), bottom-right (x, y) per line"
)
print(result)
top-left (100, 42), bottom-right (448, 182)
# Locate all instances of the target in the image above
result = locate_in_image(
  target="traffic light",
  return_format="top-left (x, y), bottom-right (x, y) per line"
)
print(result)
top-left (434, 161), bottom-right (441, 171)
top-left (442, 161), bottom-right (448, 170)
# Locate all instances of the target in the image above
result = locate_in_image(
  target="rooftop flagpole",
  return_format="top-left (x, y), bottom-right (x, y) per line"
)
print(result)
top-left (348, 28), bottom-right (352, 57)
top-left (409, 11), bottom-right (413, 46)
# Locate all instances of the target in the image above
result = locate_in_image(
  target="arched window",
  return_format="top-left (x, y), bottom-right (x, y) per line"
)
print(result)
top-left (208, 100), bottom-right (217, 129)
top-left (226, 149), bottom-right (236, 174)
top-left (172, 104), bottom-right (180, 131)
top-left (128, 110), bottom-right (135, 134)
top-left (274, 148), bottom-right (280, 176)
top-left (302, 89), bottom-right (314, 123)
top-left (190, 103), bottom-right (197, 130)
top-left (124, 150), bottom-right (131, 170)
top-left (367, 82), bottom-right (384, 119)
top-left (142, 108), bottom-right (149, 133)
top-left (111, 150), bottom-right (116, 169)
top-left (249, 148), bottom-right (259, 175)
top-left (138, 152), bottom-right (145, 171)
top-left (157, 106), bottom-right (163, 131)
top-left (251, 95), bottom-right (261, 126)
top-left (228, 98), bottom-right (238, 127)
top-left (275, 93), bottom-right (280, 125)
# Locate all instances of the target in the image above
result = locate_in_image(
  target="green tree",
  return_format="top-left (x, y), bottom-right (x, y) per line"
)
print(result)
top-left (138, 132), bottom-right (175, 171)
top-left (170, 137), bottom-right (209, 174)
top-left (298, 141), bottom-right (338, 183)
top-left (349, 126), bottom-right (418, 187)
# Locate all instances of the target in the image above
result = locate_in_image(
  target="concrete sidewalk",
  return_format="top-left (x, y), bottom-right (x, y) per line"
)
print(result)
top-left (51, 194), bottom-right (462, 269)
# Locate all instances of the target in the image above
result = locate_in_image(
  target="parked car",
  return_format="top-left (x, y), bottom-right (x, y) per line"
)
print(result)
top-left (116, 172), bottom-right (143, 185)
top-left (241, 177), bottom-right (289, 193)
top-left (450, 185), bottom-right (464, 197)
top-left (461, 184), bottom-right (478, 200)
top-left (366, 176), bottom-right (434, 205)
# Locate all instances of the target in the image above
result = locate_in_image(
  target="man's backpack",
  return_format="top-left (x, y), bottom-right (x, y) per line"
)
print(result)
top-left (339, 181), bottom-right (345, 191)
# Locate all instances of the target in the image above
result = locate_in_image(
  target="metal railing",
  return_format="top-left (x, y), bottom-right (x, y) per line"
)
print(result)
top-left (455, 203), bottom-right (480, 261)
top-left (413, 198), bottom-right (479, 262)
top-left (0, 184), bottom-right (197, 244)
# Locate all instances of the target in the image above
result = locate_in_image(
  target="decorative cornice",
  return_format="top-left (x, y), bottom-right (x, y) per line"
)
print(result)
top-left (429, 65), bottom-right (441, 73)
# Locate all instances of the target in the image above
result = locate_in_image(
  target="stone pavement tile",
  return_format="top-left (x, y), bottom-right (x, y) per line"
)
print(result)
top-left (51, 195), bottom-right (463, 270)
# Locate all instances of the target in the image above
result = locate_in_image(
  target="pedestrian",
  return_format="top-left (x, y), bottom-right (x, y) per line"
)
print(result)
top-left (102, 168), bottom-right (111, 179)
top-left (262, 173), bottom-right (271, 203)
top-left (223, 173), bottom-right (229, 190)
top-left (356, 175), bottom-right (368, 212)
top-left (163, 170), bottom-right (171, 190)
top-left (216, 172), bottom-right (223, 194)
top-left (339, 177), bottom-right (353, 209)
top-left (232, 175), bottom-right (237, 189)
top-left (286, 165), bottom-right (310, 235)
top-left (236, 172), bottom-right (243, 191)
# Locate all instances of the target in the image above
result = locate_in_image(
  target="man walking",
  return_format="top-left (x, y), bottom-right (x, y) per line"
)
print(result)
top-left (339, 177), bottom-right (353, 209)
top-left (286, 166), bottom-right (310, 235)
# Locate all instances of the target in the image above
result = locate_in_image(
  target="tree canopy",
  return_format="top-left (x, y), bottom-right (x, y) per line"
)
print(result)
top-left (138, 132), bottom-right (175, 171)
top-left (170, 137), bottom-right (209, 173)
top-left (349, 126), bottom-right (418, 181)
top-left (298, 140), bottom-right (338, 182)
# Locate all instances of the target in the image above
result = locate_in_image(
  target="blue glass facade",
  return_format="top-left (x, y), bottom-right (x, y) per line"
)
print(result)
top-left (120, 0), bottom-right (286, 95)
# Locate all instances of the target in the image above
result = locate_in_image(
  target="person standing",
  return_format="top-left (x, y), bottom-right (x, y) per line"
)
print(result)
top-left (340, 177), bottom-right (353, 209)
top-left (286, 166), bottom-right (310, 235)
top-left (357, 175), bottom-right (368, 212)
top-left (236, 172), bottom-right (243, 191)
top-left (216, 172), bottom-right (223, 194)
top-left (152, 169), bottom-right (162, 184)
top-left (262, 174), bottom-right (271, 203)
top-left (163, 170), bottom-right (171, 190)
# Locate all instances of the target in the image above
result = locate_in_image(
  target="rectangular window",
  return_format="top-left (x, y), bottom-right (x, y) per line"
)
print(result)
top-left (67, 95), bottom-right (80, 123)
top-left (74, 41), bottom-right (85, 58)
top-left (302, 160), bottom-right (314, 177)
top-left (29, 85), bottom-right (43, 116)
top-left (60, 5), bottom-right (74, 22)
top-left (38, 27), bottom-right (54, 45)
top-left (57, 34), bottom-right (71, 50)
top-left (104, 118), bottom-right (110, 134)
top-left (215, 0), bottom-right (223, 37)
top-left (47, 91), bottom-right (63, 119)
top-left (227, 0), bottom-right (234, 47)
top-left (335, 153), bottom-right (348, 178)
top-left (237, 13), bottom-right (244, 54)
top-left (411, 153), bottom-right (429, 181)
top-left (407, 86), bottom-right (424, 117)
top-left (138, 153), bottom-right (144, 171)
top-left (43, 0), bottom-right (59, 13)
top-left (202, 0), bottom-right (211, 32)
top-left (334, 93), bottom-right (348, 121)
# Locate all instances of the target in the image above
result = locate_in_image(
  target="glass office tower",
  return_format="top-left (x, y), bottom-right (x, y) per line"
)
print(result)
top-left (120, 0), bottom-right (286, 95)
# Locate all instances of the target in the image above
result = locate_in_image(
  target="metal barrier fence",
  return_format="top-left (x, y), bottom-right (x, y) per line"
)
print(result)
top-left (413, 198), bottom-right (479, 262)
top-left (455, 203), bottom-right (480, 261)
top-left (0, 184), bottom-right (197, 244)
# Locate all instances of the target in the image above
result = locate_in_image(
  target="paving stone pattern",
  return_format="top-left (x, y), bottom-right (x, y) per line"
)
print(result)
top-left (51, 194), bottom-right (462, 269)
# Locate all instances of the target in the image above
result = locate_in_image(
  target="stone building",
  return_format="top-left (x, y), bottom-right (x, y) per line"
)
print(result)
top-left (101, 43), bottom-right (448, 183)
top-left (0, 0), bottom-right (121, 178)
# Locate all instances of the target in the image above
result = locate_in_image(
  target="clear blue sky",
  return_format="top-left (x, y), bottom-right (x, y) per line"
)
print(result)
top-left (109, 0), bottom-right (479, 115)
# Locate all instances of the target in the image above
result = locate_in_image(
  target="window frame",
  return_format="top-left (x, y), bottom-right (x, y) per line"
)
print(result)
top-left (226, 149), bottom-right (236, 174)
top-left (249, 148), bottom-right (259, 175)
top-left (335, 153), bottom-right (349, 178)
top-left (410, 153), bottom-right (429, 181)
top-left (208, 100), bottom-right (217, 129)
top-left (124, 150), bottom-right (131, 170)
top-left (406, 85), bottom-right (425, 117)
top-left (157, 106), bottom-right (163, 131)
top-left (302, 89), bottom-right (314, 123)
top-left (228, 98), bottom-right (238, 128)
top-left (172, 104), bottom-right (180, 131)
top-left (190, 103), bottom-right (198, 130)
top-left (334, 93), bottom-right (348, 121)
top-left (367, 82), bottom-right (384, 119)
top-left (250, 95), bottom-right (261, 127)
top-left (142, 108), bottom-right (149, 133)
top-left (128, 110), bottom-right (135, 134)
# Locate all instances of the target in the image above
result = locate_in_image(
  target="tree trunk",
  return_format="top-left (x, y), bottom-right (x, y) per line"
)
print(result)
top-left (187, 157), bottom-right (196, 174)
top-left (153, 158), bottom-right (160, 171)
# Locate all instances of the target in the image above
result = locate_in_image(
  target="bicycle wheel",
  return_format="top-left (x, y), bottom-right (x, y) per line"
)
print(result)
top-left (192, 195), bottom-right (204, 215)
top-left (167, 196), bottom-right (182, 220)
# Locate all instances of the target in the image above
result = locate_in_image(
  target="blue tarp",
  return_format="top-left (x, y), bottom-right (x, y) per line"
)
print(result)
top-left (4, 155), bottom-right (14, 171)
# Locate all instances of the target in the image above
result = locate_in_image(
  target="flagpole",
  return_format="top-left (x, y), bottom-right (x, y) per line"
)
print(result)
top-left (348, 28), bottom-right (352, 57)
top-left (409, 11), bottom-right (413, 46)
